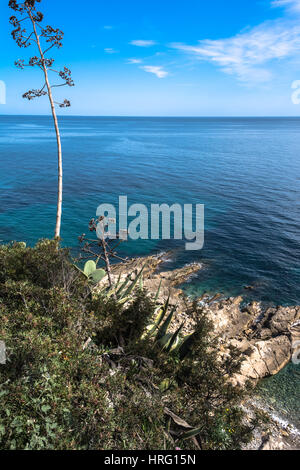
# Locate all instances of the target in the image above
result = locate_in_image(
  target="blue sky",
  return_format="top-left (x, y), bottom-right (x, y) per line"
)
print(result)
top-left (1, 0), bottom-right (300, 116)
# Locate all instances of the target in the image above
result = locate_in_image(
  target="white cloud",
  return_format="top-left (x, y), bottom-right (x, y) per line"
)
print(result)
top-left (170, 21), bottom-right (300, 82)
top-left (104, 48), bottom-right (118, 54)
top-left (271, 0), bottom-right (300, 12)
top-left (140, 66), bottom-right (168, 78)
top-left (104, 25), bottom-right (114, 30)
top-left (127, 58), bottom-right (143, 64)
top-left (130, 40), bottom-right (157, 47)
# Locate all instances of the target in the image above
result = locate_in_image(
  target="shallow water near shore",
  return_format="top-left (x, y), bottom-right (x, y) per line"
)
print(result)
top-left (256, 363), bottom-right (300, 431)
top-left (0, 115), bottom-right (299, 430)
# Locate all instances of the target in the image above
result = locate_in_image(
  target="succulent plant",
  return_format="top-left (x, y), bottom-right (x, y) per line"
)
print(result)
top-left (75, 260), bottom-right (107, 284)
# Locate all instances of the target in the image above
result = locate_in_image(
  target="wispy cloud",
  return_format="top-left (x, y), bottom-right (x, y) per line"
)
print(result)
top-left (127, 58), bottom-right (143, 64)
top-left (104, 48), bottom-right (119, 54)
top-left (130, 40), bottom-right (157, 47)
top-left (140, 66), bottom-right (168, 78)
top-left (271, 0), bottom-right (300, 12)
top-left (104, 25), bottom-right (114, 30)
top-left (170, 20), bottom-right (300, 83)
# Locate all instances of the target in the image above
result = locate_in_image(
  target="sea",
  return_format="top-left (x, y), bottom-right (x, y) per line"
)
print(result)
top-left (0, 115), bottom-right (299, 430)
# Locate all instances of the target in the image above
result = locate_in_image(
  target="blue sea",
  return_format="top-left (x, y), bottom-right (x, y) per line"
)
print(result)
top-left (0, 115), bottom-right (299, 428)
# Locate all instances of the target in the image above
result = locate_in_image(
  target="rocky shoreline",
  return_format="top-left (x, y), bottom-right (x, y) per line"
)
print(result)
top-left (243, 397), bottom-right (300, 450)
top-left (108, 252), bottom-right (300, 450)
top-left (110, 252), bottom-right (300, 385)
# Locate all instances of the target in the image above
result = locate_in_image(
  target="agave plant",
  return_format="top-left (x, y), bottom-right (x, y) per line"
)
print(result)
top-left (92, 262), bottom-right (198, 360)
top-left (145, 292), bottom-right (195, 357)
top-left (94, 263), bottom-right (198, 360)
top-left (96, 266), bottom-right (204, 446)
top-left (97, 265), bottom-right (146, 305)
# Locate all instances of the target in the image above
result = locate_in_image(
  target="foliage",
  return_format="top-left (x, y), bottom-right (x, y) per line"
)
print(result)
top-left (0, 241), bottom-right (259, 450)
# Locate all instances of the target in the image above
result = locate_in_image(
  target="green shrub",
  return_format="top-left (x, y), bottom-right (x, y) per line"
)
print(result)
top-left (0, 241), bottom-right (258, 450)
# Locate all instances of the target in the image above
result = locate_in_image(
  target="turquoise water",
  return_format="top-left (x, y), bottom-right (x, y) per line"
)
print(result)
top-left (1, 116), bottom-right (300, 304)
top-left (256, 363), bottom-right (300, 429)
top-left (0, 115), bottom-right (299, 426)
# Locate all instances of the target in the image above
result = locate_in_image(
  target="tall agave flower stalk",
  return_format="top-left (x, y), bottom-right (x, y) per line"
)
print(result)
top-left (9, 0), bottom-right (74, 238)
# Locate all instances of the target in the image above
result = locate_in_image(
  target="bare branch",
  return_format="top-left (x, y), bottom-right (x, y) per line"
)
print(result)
top-left (51, 83), bottom-right (68, 89)
top-left (42, 43), bottom-right (55, 55)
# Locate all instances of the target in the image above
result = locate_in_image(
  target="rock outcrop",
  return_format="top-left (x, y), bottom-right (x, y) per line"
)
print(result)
top-left (207, 298), bottom-right (300, 386)
top-left (108, 253), bottom-right (300, 385)
top-left (105, 253), bottom-right (300, 450)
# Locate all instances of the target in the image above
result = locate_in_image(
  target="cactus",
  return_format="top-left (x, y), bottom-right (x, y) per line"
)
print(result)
top-left (75, 260), bottom-right (107, 284)
top-left (89, 269), bottom-right (107, 283)
top-left (83, 260), bottom-right (97, 277)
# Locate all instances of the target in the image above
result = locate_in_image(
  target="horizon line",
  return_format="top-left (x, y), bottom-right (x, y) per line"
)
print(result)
top-left (0, 114), bottom-right (300, 119)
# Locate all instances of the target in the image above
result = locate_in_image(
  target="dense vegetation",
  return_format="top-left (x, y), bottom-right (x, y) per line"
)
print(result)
top-left (0, 240), bottom-right (260, 450)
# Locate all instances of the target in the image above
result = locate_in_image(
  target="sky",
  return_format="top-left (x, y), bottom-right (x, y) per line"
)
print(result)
top-left (1, 0), bottom-right (300, 116)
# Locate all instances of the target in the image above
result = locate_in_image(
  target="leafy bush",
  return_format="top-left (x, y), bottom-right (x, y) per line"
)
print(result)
top-left (0, 241), bottom-right (258, 450)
